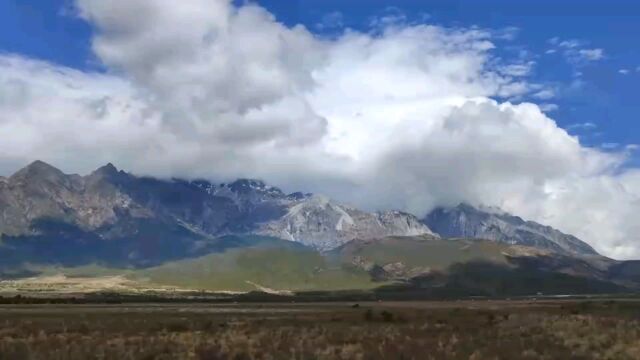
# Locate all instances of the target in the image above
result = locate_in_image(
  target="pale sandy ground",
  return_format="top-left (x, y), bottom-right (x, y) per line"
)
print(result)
top-left (0, 274), bottom-right (285, 295)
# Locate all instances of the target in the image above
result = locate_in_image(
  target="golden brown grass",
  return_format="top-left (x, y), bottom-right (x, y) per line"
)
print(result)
top-left (0, 300), bottom-right (638, 359)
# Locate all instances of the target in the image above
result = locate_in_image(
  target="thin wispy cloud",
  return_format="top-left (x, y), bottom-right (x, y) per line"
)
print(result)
top-left (532, 89), bottom-right (555, 100)
top-left (601, 142), bottom-right (620, 149)
top-left (567, 122), bottom-right (597, 131)
top-left (539, 103), bottom-right (559, 112)
top-left (547, 37), bottom-right (606, 66)
top-left (577, 48), bottom-right (605, 61)
top-left (315, 11), bottom-right (345, 31)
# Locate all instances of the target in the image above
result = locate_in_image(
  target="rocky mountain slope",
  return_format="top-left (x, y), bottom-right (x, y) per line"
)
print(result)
top-left (0, 161), bottom-right (434, 266)
top-left (258, 195), bottom-right (435, 250)
top-left (332, 236), bottom-right (629, 295)
top-left (423, 203), bottom-right (598, 256)
top-left (138, 235), bottom-right (628, 294)
top-left (1, 161), bottom-right (637, 295)
top-left (11, 235), bottom-right (629, 295)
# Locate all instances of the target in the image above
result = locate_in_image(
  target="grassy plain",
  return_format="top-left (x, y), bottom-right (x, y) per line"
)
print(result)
top-left (0, 299), bottom-right (638, 359)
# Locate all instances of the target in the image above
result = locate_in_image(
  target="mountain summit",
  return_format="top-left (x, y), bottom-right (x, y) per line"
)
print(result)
top-left (423, 203), bottom-right (598, 256)
top-left (0, 161), bottom-right (436, 266)
top-left (2, 161), bottom-right (634, 295)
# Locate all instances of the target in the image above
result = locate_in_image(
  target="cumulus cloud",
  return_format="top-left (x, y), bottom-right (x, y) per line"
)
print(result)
top-left (0, 0), bottom-right (639, 259)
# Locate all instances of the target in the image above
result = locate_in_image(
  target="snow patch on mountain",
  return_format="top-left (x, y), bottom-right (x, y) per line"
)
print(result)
top-left (258, 195), bottom-right (436, 251)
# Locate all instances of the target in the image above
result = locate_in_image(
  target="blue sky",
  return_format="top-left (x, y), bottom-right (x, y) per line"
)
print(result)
top-left (257, 0), bottom-right (640, 160)
top-left (1, 0), bottom-right (638, 163)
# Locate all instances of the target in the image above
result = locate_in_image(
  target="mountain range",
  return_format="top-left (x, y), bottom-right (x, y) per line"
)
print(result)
top-left (0, 161), bottom-right (637, 296)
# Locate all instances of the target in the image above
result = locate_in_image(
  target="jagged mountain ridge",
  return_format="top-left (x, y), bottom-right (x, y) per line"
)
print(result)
top-left (1, 161), bottom-right (633, 295)
top-left (258, 195), bottom-right (435, 251)
top-left (423, 203), bottom-right (598, 256)
top-left (0, 160), bottom-right (600, 268)
top-left (0, 161), bottom-right (434, 264)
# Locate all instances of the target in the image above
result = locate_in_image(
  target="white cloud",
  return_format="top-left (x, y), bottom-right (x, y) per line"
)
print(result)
top-left (567, 122), bottom-right (597, 131)
top-left (500, 62), bottom-right (535, 77)
top-left (368, 7), bottom-right (409, 31)
top-left (0, 0), bottom-right (639, 259)
top-left (601, 143), bottom-right (620, 150)
top-left (539, 103), bottom-right (559, 112)
top-left (315, 11), bottom-right (344, 31)
top-left (532, 89), bottom-right (555, 100)
top-left (548, 37), bottom-right (560, 45)
top-left (619, 69), bottom-right (630, 75)
top-left (494, 26), bottom-right (520, 41)
top-left (515, 172), bottom-right (640, 260)
top-left (578, 48), bottom-right (605, 61)
top-left (548, 37), bottom-right (605, 64)
top-left (558, 40), bottom-right (581, 49)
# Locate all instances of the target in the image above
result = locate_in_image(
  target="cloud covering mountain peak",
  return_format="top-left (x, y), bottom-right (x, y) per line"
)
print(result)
top-left (0, 0), bottom-right (638, 258)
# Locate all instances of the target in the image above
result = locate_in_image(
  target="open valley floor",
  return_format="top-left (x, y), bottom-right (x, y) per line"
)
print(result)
top-left (0, 299), bottom-right (639, 359)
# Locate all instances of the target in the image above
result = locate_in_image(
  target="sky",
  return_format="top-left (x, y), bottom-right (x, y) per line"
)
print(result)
top-left (0, 0), bottom-right (639, 259)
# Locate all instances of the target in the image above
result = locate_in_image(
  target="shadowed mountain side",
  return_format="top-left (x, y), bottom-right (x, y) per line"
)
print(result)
top-left (0, 161), bottom-right (435, 256)
top-left (0, 161), bottom-right (634, 297)
top-left (332, 236), bottom-right (633, 292)
top-left (0, 235), bottom-right (635, 296)
top-left (0, 220), bottom-right (277, 269)
top-left (608, 261), bottom-right (640, 286)
top-left (377, 261), bottom-right (627, 298)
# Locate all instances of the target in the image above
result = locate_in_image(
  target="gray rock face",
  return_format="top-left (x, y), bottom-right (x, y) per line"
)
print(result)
top-left (257, 195), bottom-right (436, 251)
top-left (0, 161), bottom-right (144, 236)
top-left (0, 161), bottom-right (600, 267)
top-left (423, 203), bottom-right (598, 256)
top-left (0, 161), bottom-right (437, 261)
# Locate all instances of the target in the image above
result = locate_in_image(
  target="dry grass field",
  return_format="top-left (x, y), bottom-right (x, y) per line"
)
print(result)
top-left (0, 299), bottom-right (638, 359)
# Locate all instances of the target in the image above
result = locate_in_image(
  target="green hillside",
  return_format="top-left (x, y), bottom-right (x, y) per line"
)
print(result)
top-left (137, 236), bottom-right (375, 292)
top-left (4, 235), bottom-right (632, 296)
top-left (334, 235), bottom-right (512, 269)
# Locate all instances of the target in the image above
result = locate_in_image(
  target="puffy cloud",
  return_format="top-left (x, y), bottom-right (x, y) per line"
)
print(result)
top-left (77, 0), bottom-right (328, 146)
top-left (512, 172), bottom-right (640, 260)
top-left (0, 55), bottom-right (166, 174)
top-left (0, 0), bottom-right (639, 259)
